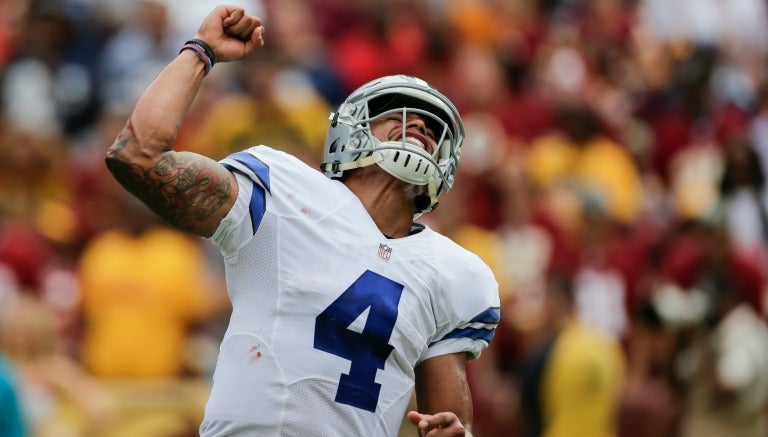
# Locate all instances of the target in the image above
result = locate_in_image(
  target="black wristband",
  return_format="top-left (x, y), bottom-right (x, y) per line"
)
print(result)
top-left (180, 43), bottom-right (212, 75)
top-left (186, 39), bottom-right (217, 67)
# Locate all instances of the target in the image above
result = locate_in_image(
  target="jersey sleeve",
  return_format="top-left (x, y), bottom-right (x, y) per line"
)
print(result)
top-left (420, 244), bottom-right (501, 363)
top-left (207, 146), bottom-right (333, 262)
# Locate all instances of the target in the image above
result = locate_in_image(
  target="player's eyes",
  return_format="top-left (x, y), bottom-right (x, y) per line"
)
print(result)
top-left (424, 121), bottom-right (440, 141)
top-left (380, 114), bottom-right (438, 141)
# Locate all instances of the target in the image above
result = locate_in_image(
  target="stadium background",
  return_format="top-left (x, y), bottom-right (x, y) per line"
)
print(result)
top-left (1, 0), bottom-right (767, 436)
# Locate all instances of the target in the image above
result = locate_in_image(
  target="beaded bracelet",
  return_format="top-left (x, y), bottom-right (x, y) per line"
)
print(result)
top-left (179, 39), bottom-right (216, 75)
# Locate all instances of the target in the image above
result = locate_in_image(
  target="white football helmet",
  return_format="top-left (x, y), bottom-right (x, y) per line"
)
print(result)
top-left (321, 75), bottom-right (464, 214)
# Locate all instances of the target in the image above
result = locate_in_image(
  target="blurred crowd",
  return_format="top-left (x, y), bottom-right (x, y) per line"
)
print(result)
top-left (1, 0), bottom-right (768, 436)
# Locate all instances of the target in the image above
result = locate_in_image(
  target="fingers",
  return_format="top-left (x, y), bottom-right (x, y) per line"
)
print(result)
top-left (224, 10), bottom-right (262, 40)
top-left (407, 411), bottom-right (466, 436)
top-left (423, 412), bottom-right (457, 428)
top-left (407, 411), bottom-right (424, 426)
top-left (253, 25), bottom-right (265, 47)
top-left (197, 6), bottom-right (265, 61)
top-left (222, 7), bottom-right (244, 27)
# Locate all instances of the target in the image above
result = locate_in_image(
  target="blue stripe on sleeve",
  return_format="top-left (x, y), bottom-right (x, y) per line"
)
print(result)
top-left (432, 326), bottom-right (496, 345)
top-left (248, 182), bottom-right (266, 234)
top-left (471, 307), bottom-right (501, 324)
top-left (228, 151), bottom-right (271, 193)
top-left (429, 307), bottom-right (500, 346)
top-left (221, 163), bottom-right (267, 235)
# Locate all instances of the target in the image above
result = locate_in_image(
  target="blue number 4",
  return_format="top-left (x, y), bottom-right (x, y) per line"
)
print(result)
top-left (313, 270), bottom-right (404, 412)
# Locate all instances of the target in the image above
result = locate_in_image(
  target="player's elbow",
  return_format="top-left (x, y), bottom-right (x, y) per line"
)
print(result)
top-left (105, 124), bottom-right (160, 193)
top-left (105, 119), bottom-right (172, 172)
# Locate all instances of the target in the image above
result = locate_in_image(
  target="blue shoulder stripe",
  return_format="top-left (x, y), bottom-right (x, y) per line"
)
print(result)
top-left (247, 182), bottom-right (266, 234)
top-left (227, 151), bottom-right (271, 193)
top-left (221, 164), bottom-right (267, 235)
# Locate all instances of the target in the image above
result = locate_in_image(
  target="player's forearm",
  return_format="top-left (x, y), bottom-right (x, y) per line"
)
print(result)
top-left (108, 50), bottom-right (206, 163)
top-left (134, 49), bottom-right (206, 148)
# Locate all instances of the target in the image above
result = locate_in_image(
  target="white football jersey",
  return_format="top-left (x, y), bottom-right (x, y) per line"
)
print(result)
top-left (201, 146), bottom-right (500, 436)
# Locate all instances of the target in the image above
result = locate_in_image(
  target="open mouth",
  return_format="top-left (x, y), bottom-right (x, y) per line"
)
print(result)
top-left (389, 130), bottom-right (434, 154)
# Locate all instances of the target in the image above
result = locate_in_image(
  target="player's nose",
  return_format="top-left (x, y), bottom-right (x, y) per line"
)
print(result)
top-left (405, 115), bottom-right (428, 135)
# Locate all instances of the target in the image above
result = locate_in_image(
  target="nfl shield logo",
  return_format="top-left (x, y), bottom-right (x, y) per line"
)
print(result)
top-left (377, 243), bottom-right (392, 261)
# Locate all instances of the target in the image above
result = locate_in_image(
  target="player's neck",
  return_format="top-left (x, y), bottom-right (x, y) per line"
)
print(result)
top-left (345, 168), bottom-right (416, 238)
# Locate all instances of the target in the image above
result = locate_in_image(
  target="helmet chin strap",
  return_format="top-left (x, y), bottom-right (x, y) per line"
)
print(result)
top-left (412, 183), bottom-right (439, 217)
top-left (320, 151), bottom-right (383, 173)
top-left (424, 179), bottom-right (439, 212)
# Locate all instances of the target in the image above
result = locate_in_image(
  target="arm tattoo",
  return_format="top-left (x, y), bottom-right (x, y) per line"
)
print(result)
top-left (106, 129), bottom-right (232, 233)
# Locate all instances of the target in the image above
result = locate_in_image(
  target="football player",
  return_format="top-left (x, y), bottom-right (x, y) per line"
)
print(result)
top-left (105, 5), bottom-right (500, 436)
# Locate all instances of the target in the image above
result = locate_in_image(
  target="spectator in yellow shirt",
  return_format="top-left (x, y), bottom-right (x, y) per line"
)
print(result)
top-left (525, 103), bottom-right (643, 226)
top-left (78, 216), bottom-right (220, 379)
top-left (520, 272), bottom-right (625, 437)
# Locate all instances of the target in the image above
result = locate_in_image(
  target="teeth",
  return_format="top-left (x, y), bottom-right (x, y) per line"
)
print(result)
top-left (403, 137), bottom-right (425, 149)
